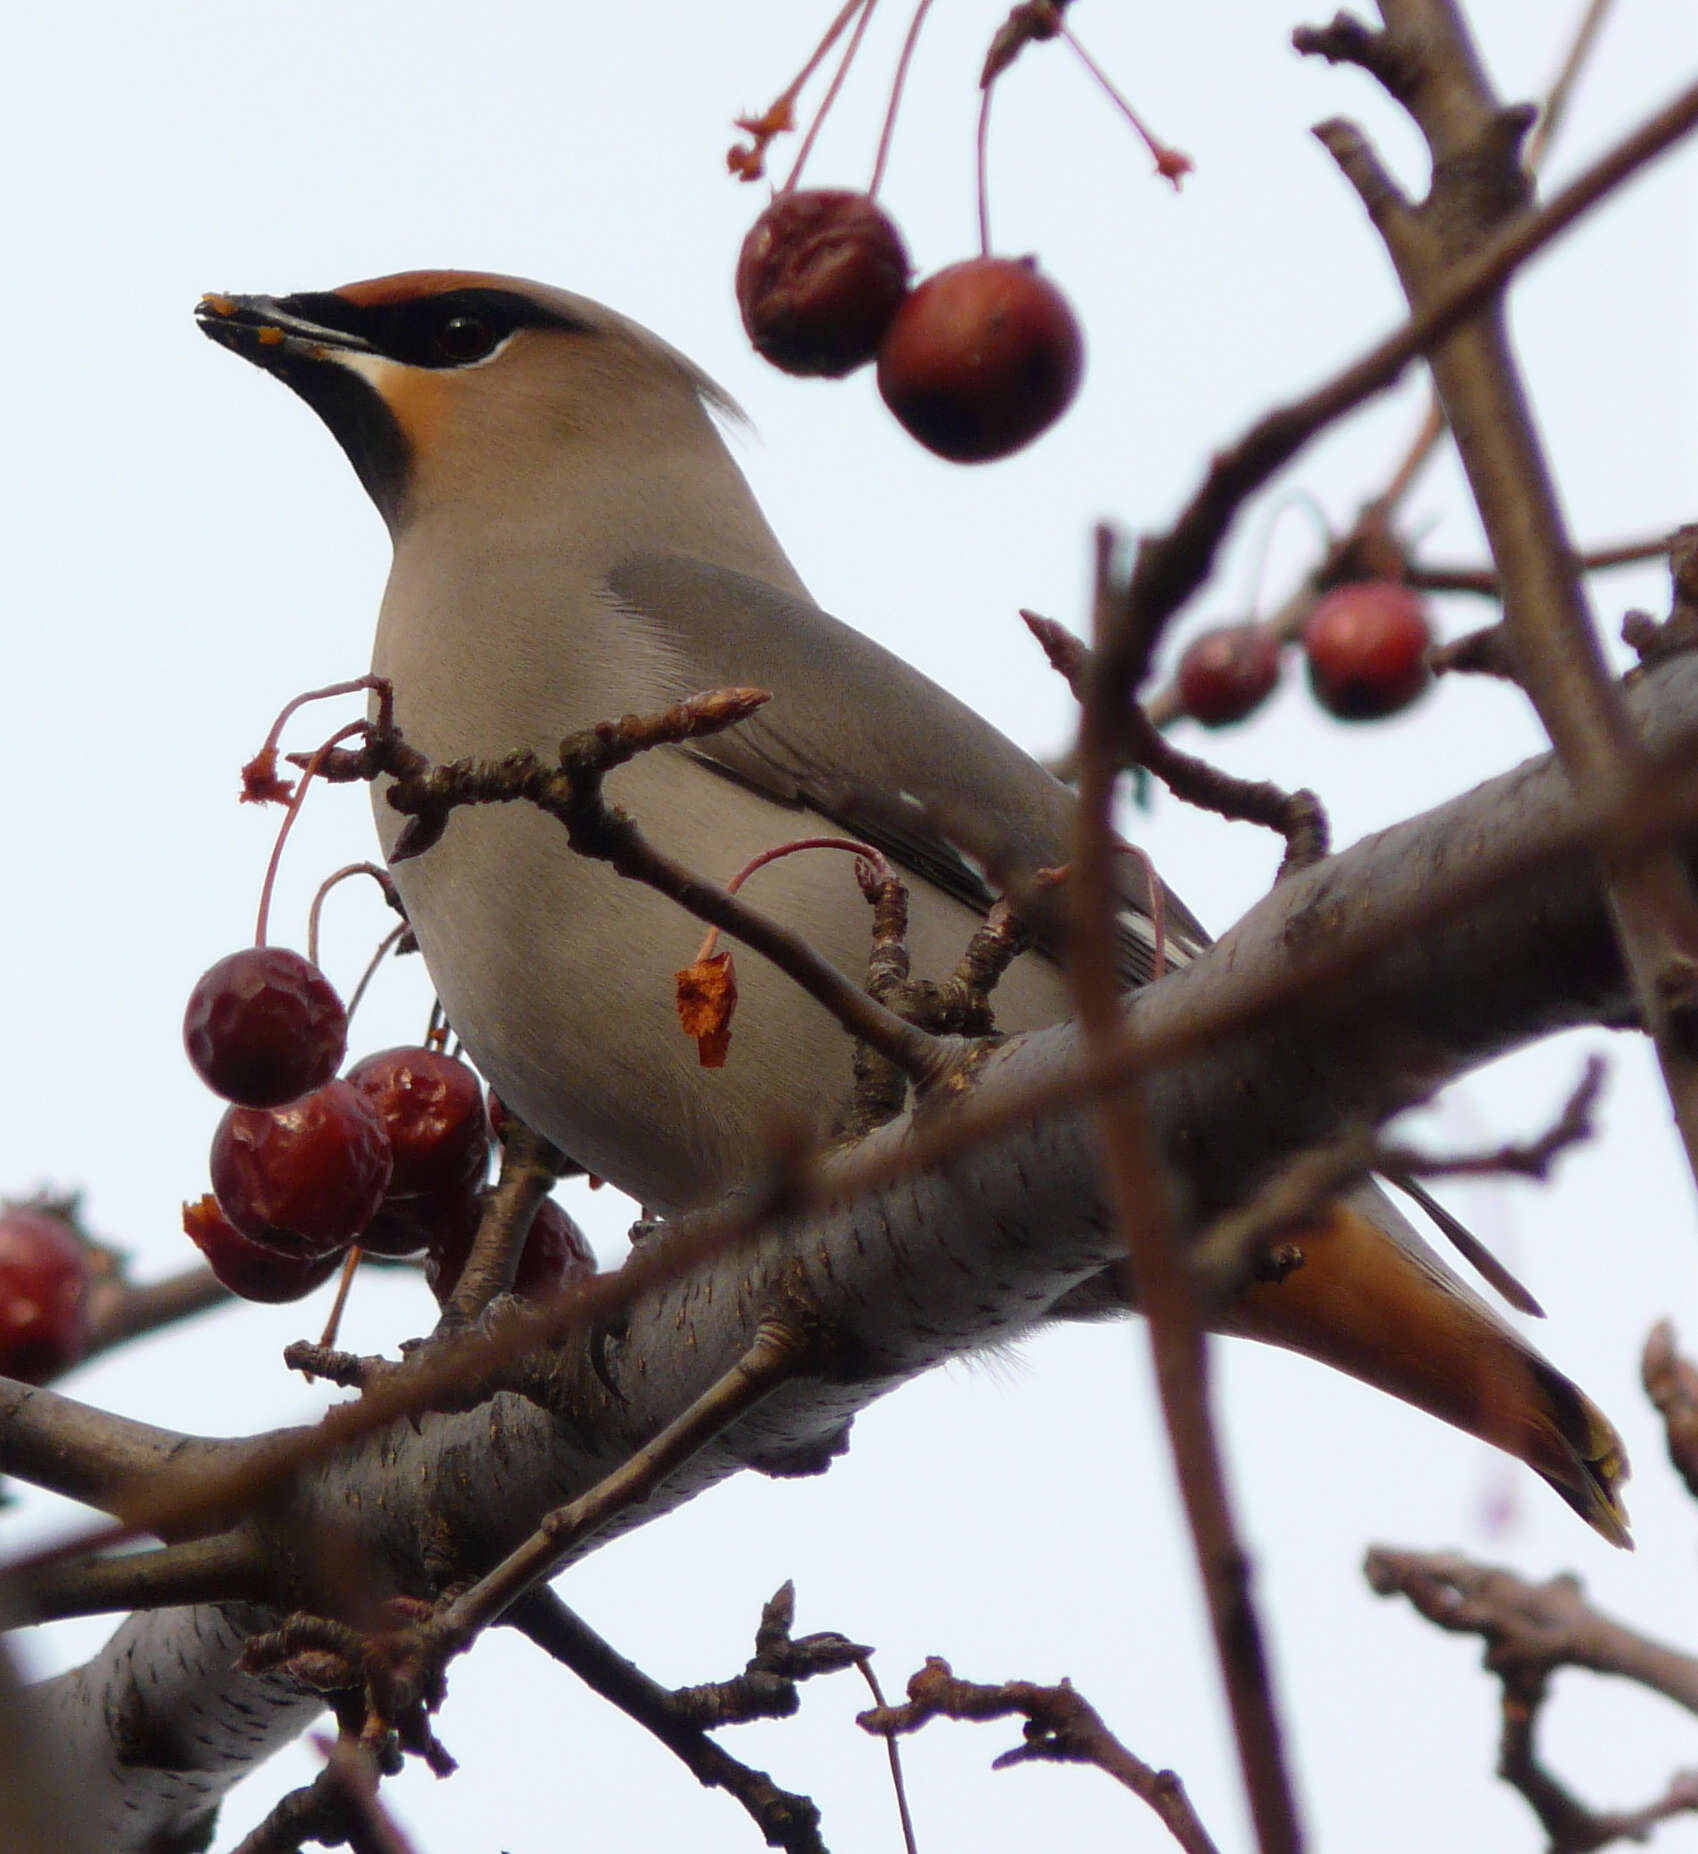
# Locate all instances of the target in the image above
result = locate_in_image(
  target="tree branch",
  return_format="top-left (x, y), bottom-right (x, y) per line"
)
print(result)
top-left (1305, 0), bottom-right (1698, 1200)
top-left (508, 1588), bottom-right (830, 1854)
top-left (859, 1655), bottom-right (1222, 1854)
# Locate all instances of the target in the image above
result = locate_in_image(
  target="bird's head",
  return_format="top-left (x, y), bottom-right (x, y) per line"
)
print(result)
top-left (195, 270), bottom-right (740, 532)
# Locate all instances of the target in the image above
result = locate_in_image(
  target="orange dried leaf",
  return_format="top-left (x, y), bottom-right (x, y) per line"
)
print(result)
top-left (241, 747), bottom-right (295, 806)
top-left (675, 951), bottom-right (738, 1068)
top-left (736, 100), bottom-right (796, 140)
top-left (727, 99), bottom-right (795, 181)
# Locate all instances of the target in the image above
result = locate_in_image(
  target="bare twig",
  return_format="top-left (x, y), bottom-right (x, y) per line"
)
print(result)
top-left (1367, 1546), bottom-right (1698, 1852)
top-left (1524, 0), bottom-right (1617, 170)
top-left (508, 1588), bottom-right (829, 1854)
top-left (1641, 1321), bottom-right (1698, 1502)
top-left (1070, 529), bottom-right (1302, 1854)
top-left (429, 1317), bottom-right (811, 1654)
top-left (1410, 531), bottom-right (1678, 596)
top-left (1353, 0), bottom-right (1621, 534)
top-left (859, 1656), bottom-right (1221, 1854)
top-left (230, 1736), bottom-right (417, 1854)
top-left (669, 1582), bottom-right (870, 1726)
top-left (83, 1265), bottom-right (231, 1357)
top-left (1366, 1548), bottom-right (1698, 1717)
top-left (1024, 609), bottom-right (1328, 868)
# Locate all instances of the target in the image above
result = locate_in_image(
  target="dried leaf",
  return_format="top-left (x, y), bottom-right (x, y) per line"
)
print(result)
top-left (240, 747), bottom-right (295, 805)
top-left (675, 951), bottom-right (738, 1068)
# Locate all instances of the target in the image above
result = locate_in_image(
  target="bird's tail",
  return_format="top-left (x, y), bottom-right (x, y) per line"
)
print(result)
top-left (1220, 1189), bottom-right (1631, 1548)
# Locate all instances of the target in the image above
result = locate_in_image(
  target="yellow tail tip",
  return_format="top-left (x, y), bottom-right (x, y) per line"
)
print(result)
top-left (1533, 1360), bottom-right (1632, 1548)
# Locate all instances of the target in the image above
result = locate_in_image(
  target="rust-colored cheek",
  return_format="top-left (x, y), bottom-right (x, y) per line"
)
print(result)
top-left (380, 367), bottom-right (450, 461)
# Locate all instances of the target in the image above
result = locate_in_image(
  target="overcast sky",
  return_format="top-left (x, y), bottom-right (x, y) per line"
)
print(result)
top-left (4, 2), bottom-right (1697, 1850)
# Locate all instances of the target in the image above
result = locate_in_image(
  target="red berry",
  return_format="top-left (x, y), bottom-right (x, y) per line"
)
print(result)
top-left (359, 1184), bottom-right (482, 1260)
top-left (1304, 582), bottom-right (1432, 720)
top-left (1176, 625), bottom-right (1281, 727)
top-left (0, 1205), bottom-right (90, 1383)
top-left (182, 1195), bottom-right (341, 1303)
top-left (876, 256), bottom-right (1083, 463)
top-left (184, 947), bottom-right (347, 1108)
top-left (426, 1196), bottom-right (595, 1307)
top-left (347, 1048), bottom-right (489, 1197)
top-left (210, 1080), bottom-right (392, 1257)
top-left (736, 190), bottom-right (911, 378)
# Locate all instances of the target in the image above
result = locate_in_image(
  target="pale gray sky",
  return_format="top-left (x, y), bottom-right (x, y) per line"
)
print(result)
top-left (3, 3), bottom-right (1696, 1850)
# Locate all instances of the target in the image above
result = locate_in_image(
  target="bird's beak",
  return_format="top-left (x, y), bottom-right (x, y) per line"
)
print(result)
top-left (197, 290), bottom-right (411, 526)
top-left (195, 292), bottom-right (378, 369)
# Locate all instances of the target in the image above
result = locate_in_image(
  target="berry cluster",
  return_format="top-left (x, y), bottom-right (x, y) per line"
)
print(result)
top-left (738, 190), bottom-right (1082, 463)
top-left (1175, 581), bottom-right (1433, 729)
top-left (182, 947), bottom-right (591, 1307)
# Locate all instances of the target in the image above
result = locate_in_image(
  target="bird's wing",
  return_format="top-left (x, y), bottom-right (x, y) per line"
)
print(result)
top-left (605, 553), bottom-right (1209, 983)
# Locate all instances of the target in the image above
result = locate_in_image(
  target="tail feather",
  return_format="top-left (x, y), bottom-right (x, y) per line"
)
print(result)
top-left (1221, 1190), bottom-right (1631, 1547)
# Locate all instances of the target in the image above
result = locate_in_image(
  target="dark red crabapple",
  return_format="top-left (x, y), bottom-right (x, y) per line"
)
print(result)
top-left (1303, 582), bottom-right (1433, 720)
top-left (876, 256), bottom-right (1083, 463)
top-left (184, 946), bottom-right (347, 1108)
top-left (736, 190), bottom-right (911, 377)
top-left (347, 1047), bottom-right (489, 1197)
top-left (182, 1195), bottom-right (341, 1303)
top-left (0, 1204), bottom-right (90, 1383)
top-left (426, 1195), bottom-right (596, 1307)
top-left (210, 1080), bottom-right (392, 1257)
top-left (1176, 624), bottom-right (1281, 727)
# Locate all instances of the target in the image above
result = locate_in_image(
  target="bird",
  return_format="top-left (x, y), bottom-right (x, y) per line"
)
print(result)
top-left (196, 269), bottom-right (1629, 1544)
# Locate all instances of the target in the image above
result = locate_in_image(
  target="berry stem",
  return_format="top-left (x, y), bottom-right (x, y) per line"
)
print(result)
top-left (867, 0), bottom-right (937, 199)
top-left (785, 0), bottom-right (882, 191)
top-left (306, 862), bottom-right (399, 970)
top-left (1240, 489), bottom-right (1335, 620)
top-left (344, 921), bottom-right (412, 1025)
top-left (1058, 22), bottom-right (1192, 188)
top-left (778, 0), bottom-right (871, 117)
top-left (693, 835), bottom-right (892, 964)
top-left (316, 1246), bottom-right (363, 1355)
top-left (242, 675), bottom-right (389, 804)
top-left (253, 720), bottom-right (369, 948)
top-left (975, 81), bottom-right (995, 257)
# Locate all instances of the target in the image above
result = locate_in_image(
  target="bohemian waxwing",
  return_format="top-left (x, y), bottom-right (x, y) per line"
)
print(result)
top-left (197, 270), bottom-right (1629, 1543)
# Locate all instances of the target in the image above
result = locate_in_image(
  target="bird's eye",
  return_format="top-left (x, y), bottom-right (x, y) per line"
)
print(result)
top-left (435, 314), bottom-right (496, 364)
